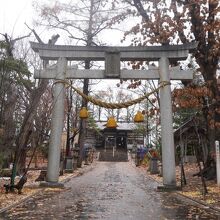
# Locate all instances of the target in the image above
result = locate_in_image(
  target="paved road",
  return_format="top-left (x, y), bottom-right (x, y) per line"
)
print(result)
top-left (1, 161), bottom-right (220, 219)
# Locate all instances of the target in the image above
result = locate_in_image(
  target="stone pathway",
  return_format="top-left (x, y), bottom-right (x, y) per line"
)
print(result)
top-left (1, 161), bottom-right (220, 219)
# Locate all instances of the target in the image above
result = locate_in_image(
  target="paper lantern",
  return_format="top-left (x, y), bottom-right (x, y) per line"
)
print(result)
top-left (134, 111), bottom-right (144, 123)
top-left (106, 116), bottom-right (117, 128)
top-left (79, 107), bottom-right (89, 119)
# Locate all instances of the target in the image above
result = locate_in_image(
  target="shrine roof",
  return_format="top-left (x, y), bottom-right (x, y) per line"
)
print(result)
top-left (95, 122), bottom-right (137, 131)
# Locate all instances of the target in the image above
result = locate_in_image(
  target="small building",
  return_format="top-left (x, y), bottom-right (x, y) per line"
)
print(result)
top-left (174, 116), bottom-right (208, 164)
top-left (85, 122), bottom-right (145, 151)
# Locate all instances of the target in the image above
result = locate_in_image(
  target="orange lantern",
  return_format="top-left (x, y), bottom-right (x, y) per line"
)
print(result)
top-left (134, 111), bottom-right (144, 123)
top-left (79, 107), bottom-right (89, 119)
top-left (106, 116), bottom-right (118, 128)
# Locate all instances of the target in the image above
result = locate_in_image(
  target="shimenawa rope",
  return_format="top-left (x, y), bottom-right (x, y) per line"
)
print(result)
top-left (53, 80), bottom-right (170, 109)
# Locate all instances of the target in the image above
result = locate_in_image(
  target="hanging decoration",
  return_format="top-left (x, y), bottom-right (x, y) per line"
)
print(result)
top-left (79, 107), bottom-right (89, 119)
top-left (134, 111), bottom-right (144, 123)
top-left (106, 116), bottom-right (118, 128)
top-left (58, 80), bottom-right (170, 109)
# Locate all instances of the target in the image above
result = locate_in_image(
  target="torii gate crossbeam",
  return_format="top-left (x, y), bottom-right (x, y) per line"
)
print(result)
top-left (31, 42), bottom-right (197, 189)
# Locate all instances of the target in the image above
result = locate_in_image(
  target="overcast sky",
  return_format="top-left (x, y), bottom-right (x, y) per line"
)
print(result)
top-left (0, 0), bottom-right (35, 36)
top-left (0, 0), bottom-right (133, 46)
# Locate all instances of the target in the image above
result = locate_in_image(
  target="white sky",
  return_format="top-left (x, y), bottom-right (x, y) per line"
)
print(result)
top-left (0, 0), bottom-right (135, 45)
top-left (0, 0), bottom-right (34, 36)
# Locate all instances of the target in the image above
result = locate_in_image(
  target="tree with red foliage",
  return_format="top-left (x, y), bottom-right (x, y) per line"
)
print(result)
top-left (113, 0), bottom-right (219, 156)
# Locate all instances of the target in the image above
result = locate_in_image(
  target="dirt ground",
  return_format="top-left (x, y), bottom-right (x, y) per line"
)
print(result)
top-left (141, 163), bottom-right (220, 210)
top-left (0, 170), bottom-right (78, 210)
top-left (0, 161), bottom-right (220, 212)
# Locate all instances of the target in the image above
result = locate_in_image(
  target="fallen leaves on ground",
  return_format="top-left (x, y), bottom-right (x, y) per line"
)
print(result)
top-left (1, 162), bottom-right (220, 211)
top-left (141, 163), bottom-right (220, 208)
top-left (0, 170), bottom-right (74, 210)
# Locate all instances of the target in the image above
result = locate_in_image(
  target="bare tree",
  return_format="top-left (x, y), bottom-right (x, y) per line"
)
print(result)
top-left (34, 0), bottom-right (124, 166)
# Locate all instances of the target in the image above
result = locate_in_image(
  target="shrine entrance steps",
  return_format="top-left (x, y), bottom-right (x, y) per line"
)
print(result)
top-left (98, 149), bottom-right (128, 162)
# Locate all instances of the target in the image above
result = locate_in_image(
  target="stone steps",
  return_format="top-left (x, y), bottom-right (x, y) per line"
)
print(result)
top-left (99, 149), bottom-right (128, 162)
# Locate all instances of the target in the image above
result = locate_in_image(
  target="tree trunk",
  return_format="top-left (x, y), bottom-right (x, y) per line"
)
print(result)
top-left (78, 69), bottom-right (90, 167)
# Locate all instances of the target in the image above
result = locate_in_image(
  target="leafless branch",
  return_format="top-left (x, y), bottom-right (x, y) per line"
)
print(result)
top-left (25, 23), bottom-right (44, 44)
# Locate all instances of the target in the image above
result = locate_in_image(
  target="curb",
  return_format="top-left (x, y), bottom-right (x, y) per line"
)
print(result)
top-left (142, 167), bottom-right (220, 214)
top-left (0, 161), bottom-right (97, 214)
top-left (175, 191), bottom-right (220, 213)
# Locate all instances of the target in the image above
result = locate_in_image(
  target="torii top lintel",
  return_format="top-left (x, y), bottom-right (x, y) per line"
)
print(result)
top-left (30, 41), bottom-right (198, 62)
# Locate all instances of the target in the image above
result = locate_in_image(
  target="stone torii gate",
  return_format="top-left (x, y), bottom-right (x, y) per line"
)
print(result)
top-left (31, 41), bottom-right (197, 189)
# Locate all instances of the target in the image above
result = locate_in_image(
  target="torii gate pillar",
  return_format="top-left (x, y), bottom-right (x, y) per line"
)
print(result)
top-left (159, 57), bottom-right (176, 187)
top-left (41, 58), bottom-right (67, 187)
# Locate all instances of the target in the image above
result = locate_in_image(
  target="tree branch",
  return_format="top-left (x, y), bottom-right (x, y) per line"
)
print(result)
top-left (131, 0), bottom-right (149, 21)
top-left (25, 23), bottom-right (44, 44)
